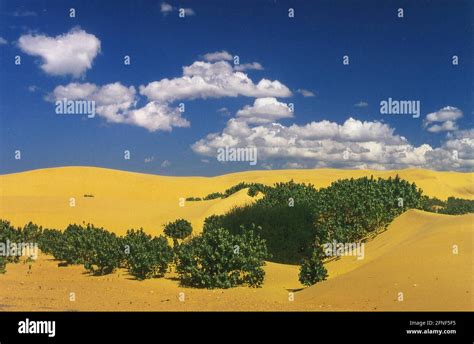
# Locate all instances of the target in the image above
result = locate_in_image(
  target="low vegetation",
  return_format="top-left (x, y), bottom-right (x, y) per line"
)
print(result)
top-left (1, 176), bottom-right (472, 289)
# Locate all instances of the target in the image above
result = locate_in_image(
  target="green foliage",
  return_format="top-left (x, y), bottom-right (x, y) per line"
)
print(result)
top-left (205, 204), bottom-right (316, 264)
top-left (50, 224), bottom-right (90, 265)
top-left (187, 182), bottom-right (266, 201)
top-left (163, 219), bottom-right (192, 248)
top-left (203, 192), bottom-right (224, 200)
top-left (82, 226), bottom-right (124, 275)
top-left (177, 225), bottom-right (268, 288)
top-left (313, 175), bottom-right (423, 243)
top-left (256, 180), bottom-right (319, 208)
top-left (0, 220), bottom-right (31, 264)
top-left (439, 197), bottom-right (474, 215)
top-left (185, 197), bottom-right (202, 201)
top-left (299, 246), bottom-right (328, 286)
top-left (38, 228), bottom-right (63, 256)
top-left (123, 229), bottom-right (173, 280)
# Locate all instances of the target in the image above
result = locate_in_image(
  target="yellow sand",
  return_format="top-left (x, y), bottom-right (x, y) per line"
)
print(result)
top-left (0, 166), bottom-right (472, 234)
top-left (0, 167), bottom-right (473, 311)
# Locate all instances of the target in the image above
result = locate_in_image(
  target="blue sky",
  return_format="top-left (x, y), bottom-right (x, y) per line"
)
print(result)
top-left (0, 0), bottom-right (472, 175)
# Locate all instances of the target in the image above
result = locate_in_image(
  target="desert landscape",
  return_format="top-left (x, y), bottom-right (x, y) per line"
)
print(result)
top-left (0, 166), bottom-right (472, 311)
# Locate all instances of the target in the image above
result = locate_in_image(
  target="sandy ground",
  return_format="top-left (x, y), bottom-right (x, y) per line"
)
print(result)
top-left (0, 167), bottom-right (473, 311)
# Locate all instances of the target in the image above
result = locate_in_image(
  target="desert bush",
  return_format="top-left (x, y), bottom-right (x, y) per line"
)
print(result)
top-left (299, 246), bottom-right (328, 286)
top-left (50, 224), bottom-right (91, 265)
top-left (204, 204), bottom-right (316, 264)
top-left (37, 228), bottom-right (63, 256)
top-left (439, 197), bottom-right (474, 215)
top-left (256, 180), bottom-right (319, 208)
top-left (82, 226), bottom-right (124, 275)
top-left (185, 197), bottom-right (202, 201)
top-left (177, 225), bottom-right (268, 288)
top-left (0, 220), bottom-right (23, 264)
top-left (123, 229), bottom-right (173, 280)
top-left (163, 219), bottom-right (192, 249)
top-left (203, 192), bottom-right (224, 200)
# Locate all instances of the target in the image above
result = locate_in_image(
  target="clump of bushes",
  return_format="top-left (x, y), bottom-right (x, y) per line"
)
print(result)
top-left (82, 227), bottom-right (124, 275)
top-left (422, 196), bottom-right (474, 215)
top-left (299, 245), bottom-right (328, 286)
top-left (186, 182), bottom-right (266, 201)
top-left (163, 219), bottom-right (192, 249)
top-left (123, 229), bottom-right (173, 280)
top-left (176, 225), bottom-right (269, 288)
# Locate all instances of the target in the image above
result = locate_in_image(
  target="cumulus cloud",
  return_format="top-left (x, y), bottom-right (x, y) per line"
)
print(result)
top-left (297, 89), bottom-right (316, 97)
top-left (51, 82), bottom-right (189, 132)
top-left (191, 117), bottom-right (473, 171)
top-left (160, 3), bottom-right (195, 16)
top-left (203, 50), bottom-right (233, 62)
top-left (236, 97), bottom-right (293, 124)
top-left (0, 37), bottom-right (8, 45)
top-left (424, 106), bottom-right (463, 132)
top-left (160, 2), bottom-right (173, 14)
top-left (161, 160), bottom-right (171, 168)
top-left (18, 28), bottom-right (101, 78)
top-left (234, 62), bottom-right (264, 71)
top-left (140, 60), bottom-right (292, 102)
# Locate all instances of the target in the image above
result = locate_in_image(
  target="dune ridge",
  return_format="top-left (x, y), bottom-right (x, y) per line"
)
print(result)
top-left (1, 166), bottom-right (472, 234)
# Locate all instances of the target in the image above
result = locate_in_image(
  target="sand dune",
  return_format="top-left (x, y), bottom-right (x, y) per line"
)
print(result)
top-left (0, 166), bottom-right (473, 311)
top-left (0, 209), bottom-right (471, 311)
top-left (0, 166), bottom-right (472, 235)
top-left (297, 210), bottom-right (473, 311)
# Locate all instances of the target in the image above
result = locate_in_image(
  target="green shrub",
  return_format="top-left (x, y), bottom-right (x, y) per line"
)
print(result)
top-left (163, 219), bottom-right (192, 249)
top-left (439, 197), bottom-right (474, 215)
top-left (203, 192), bottom-right (224, 200)
top-left (82, 226), bottom-right (124, 275)
top-left (38, 228), bottom-right (63, 256)
top-left (177, 225), bottom-right (268, 289)
top-left (123, 229), bottom-right (173, 280)
top-left (205, 204), bottom-right (316, 264)
top-left (51, 224), bottom-right (90, 265)
top-left (0, 220), bottom-right (23, 264)
top-left (299, 246), bottom-right (328, 286)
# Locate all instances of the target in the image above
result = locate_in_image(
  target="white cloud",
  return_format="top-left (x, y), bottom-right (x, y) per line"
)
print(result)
top-left (160, 2), bottom-right (173, 14)
top-left (144, 156), bottom-right (155, 163)
top-left (18, 28), bottom-right (101, 78)
top-left (161, 160), bottom-right (171, 168)
top-left (160, 3), bottom-right (195, 16)
top-left (297, 89), bottom-right (316, 97)
top-left (0, 37), bottom-right (8, 45)
top-left (139, 60), bottom-right (292, 102)
top-left (191, 116), bottom-right (473, 171)
top-left (51, 82), bottom-right (189, 132)
top-left (236, 97), bottom-right (293, 124)
top-left (424, 106), bottom-right (463, 132)
top-left (28, 85), bottom-right (38, 92)
top-left (203, 51), bottom-right (233, 62)
top-left (354, 101), bottom-right (368, 108)
top-left (426, 120), bottom-right (458, 133)
top-left (234, 62), bottom-right (264, 71)
top-left (182, 8), bottom-right (196, 16)
top-left (217, 107), bottom-right (231, 116)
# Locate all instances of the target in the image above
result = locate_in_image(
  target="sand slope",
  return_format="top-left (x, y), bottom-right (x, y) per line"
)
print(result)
top-left (296, 210), bottom-right (473, 311)
top-left (0, 166), bottom-right (472, 234)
